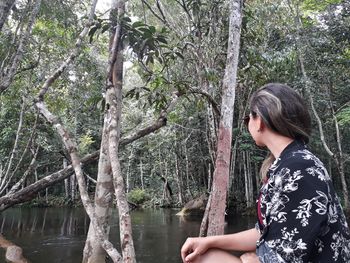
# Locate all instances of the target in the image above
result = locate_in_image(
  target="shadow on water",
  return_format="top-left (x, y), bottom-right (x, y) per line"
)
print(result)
top-left (0, 207), bottom-right (255, 263)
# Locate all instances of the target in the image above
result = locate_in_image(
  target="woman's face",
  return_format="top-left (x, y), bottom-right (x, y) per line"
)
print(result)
top-left (248, 113), bottom-right (265, 147)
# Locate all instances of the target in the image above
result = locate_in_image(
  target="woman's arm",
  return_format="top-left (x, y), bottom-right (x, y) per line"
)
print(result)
top-left (205, 228), bottom-right (260, 251)
top-left (181, 228), bottom-right (260, 262)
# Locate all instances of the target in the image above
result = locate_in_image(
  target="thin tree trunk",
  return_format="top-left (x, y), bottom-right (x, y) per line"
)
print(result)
top-left (0, 102), bottom-right (25, 194)
top-left (255, 162), bottom-right (260, 193)
top-left (126, 147), bottom-right (133, 193)
top-left (199, 193), bottom-right (212, 237)
top-left (183, 143), bottom-right (193, 198)
top-left (64, 159), bottom-right (70, 199)
top-left (243, 152), bottom-right (249, 208)
top-left (107, 1), bottom-right (136, 262)
top-left (71, 171), bottom-right (76, 202)
top-left (206, 0), bottom-right (242, 236)
top-left (247, 152), bottom-right (253, 208)
top-left (174, 150), bottom-right (184, 205)
top-left (0, 0), bottom-right (15, 32)
top-left (331, 103), bottom-right (349, 210)
top-left (140, 159), bottom-right (144, 190)
top-left (7, 146), bottom-right (39, 196)
top-left (0, 0), bottom-right (42, 93)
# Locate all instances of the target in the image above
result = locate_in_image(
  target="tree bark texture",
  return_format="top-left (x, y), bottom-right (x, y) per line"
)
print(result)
top-left (206, 0), bottom-right (242, 236)
top-left (83, 116), bottom-right (114, 263)
top-left (107, 1), bottom-right (136, 261)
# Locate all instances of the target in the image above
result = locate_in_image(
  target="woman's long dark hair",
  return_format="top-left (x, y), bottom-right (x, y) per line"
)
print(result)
top-left (249, 83), bottom-right (312, 179)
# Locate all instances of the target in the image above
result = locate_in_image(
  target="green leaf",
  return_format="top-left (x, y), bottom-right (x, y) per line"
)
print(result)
top-left (132, 21), bottom-right (145, 28)
top-left (88, 25), bottom-right (99, 43)
top-left (175, 52), bottom-right (184, 59)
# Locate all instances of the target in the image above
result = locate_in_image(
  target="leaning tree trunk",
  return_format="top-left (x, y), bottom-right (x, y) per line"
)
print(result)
top-left (205, 0), bottom-right (243, 236)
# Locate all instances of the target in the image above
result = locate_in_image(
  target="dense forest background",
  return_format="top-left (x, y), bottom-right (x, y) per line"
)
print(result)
top-left (1, 0), bottom-right (349, 261)
top-left (0, 0), bottom-right (349, 233)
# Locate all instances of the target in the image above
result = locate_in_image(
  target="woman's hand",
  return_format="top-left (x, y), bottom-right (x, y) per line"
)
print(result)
top-left (180, 237), bottom-right (210, 263)
top-left (240, 252), bottom-right (260, 263)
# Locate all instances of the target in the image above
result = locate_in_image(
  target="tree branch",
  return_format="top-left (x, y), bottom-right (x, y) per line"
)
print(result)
top-left (189, 87), bottom-right (220, 117)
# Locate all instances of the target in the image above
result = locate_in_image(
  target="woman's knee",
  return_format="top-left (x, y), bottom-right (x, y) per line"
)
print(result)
top-left (197, 248), bottom-right (242, 263)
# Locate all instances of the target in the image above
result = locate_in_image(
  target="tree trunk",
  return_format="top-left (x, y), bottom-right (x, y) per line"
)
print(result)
top-left (64, 159), bottom-right (70, 200)
top-left (126, 147), bottom-right (133, 193)
top-left (331, 104), bottom-right (349, 210)
top-left (174, 150), bottom-right (184, 205)
top-left (206, 0), bottom-right (242, 236)
top-left (0, 102), bottom-right (25, 194)
top-left (71, 171), bottom-right (76, 202)
top-left (83, 116), bottom-right (114, 263)
top-left (107, 1), bottom-right (136, 262)
top-left (140, 159), bottom-right (144, 190)
top-left (0, 0), bottom-right (15, 32)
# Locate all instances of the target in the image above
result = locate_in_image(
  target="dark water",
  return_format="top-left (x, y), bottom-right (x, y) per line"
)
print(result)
top-left (0, 208), bottom-right (256, 263)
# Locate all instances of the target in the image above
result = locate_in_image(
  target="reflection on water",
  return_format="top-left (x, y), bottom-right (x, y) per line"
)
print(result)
top-left (0, 208), bottom-right (255, 263)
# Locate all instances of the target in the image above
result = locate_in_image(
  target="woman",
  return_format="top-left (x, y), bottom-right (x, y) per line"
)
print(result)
top-left (181, 83), bottom-right (350, 263)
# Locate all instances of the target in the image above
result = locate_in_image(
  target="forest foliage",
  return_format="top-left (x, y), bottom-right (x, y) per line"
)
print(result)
top-left (0, 0), bottom-right (349, 212)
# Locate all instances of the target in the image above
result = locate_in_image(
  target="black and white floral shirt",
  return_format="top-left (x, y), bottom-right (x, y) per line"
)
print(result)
top-left (256, 140), bottom-right (350, 262)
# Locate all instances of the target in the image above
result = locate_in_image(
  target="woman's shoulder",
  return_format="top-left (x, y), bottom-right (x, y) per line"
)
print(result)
top-left (274, 148), bottom-right (331, 183)
top-left (281, 148), bottom-right (325, 170)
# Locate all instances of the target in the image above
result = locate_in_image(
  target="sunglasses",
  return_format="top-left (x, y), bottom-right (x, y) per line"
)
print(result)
top-left (243, 115), bottom-right (250, 127)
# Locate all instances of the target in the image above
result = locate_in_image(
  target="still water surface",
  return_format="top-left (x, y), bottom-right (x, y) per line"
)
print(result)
top-left (0, 208), bottom-right (256, 263)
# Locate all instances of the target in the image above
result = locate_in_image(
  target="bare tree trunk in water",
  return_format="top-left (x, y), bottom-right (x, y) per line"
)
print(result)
top-left (206, 0), bottom-right (242, 236)
top-left (83, 1), bottom-right (135, 262)
top-left (107, 1), bottom-right (136, 262)
top-left (82, 117), bottom-right (114, 263)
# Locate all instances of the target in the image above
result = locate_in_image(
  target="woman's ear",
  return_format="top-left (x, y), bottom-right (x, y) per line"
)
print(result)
top-left (257, 116), bottom-right (265, 132)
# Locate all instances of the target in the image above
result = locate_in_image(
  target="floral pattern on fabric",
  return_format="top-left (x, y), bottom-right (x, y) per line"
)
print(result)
top-left (256, 140), bottom-right (350, 262)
